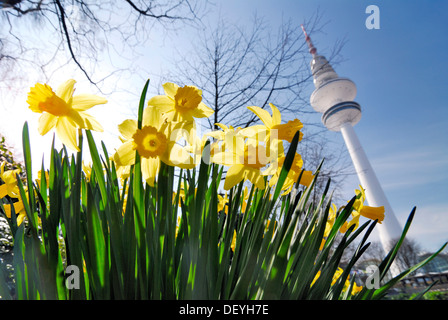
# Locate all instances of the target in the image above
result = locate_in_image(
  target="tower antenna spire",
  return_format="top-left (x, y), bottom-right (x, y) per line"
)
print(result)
top-left (301, 24), bottom-right (317, 56)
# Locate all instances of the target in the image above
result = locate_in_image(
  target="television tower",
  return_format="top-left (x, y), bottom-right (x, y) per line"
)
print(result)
top-left (301, 25), bottom-right (402, 253)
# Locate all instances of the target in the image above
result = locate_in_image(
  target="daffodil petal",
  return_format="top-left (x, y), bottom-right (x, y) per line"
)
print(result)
top-left (247, 106), bottom-right (273, 127)
top-left (239, 125), bottom-right (268, 139)
top-left (55, 116), bottom-right (79, 152)
top-left (168, 120), bottom-right (197, 145)
top-left (269, 103), bottom-right (281, 125)
top-left (210, 150), bottom-right (238, 166)
top-left (263, 161), bottom-right (280, 176)
top-left (38, 113), bottom-right (57, 136)
top-left (147, 95), bottom-right (174, 114)
top-left (143, 105), bottom-right (164, 128)
top-left (67, 109), bottom-right (86, 128)
top-left (1, 168), bottom-right (20, 186)
top-left (244, 167), bottom-right (265, 189)
top-left (231, 230), bottom-right (237, 251)
top-left (299, 170), bottom-right (314, 187)
top-left (0, 184), bottom-right (7, 198)
top-left (27, 83), bottom-right (53, 113)
top-left (191, 102), bottom-right (214, 118)
top-left (209, 150), bottom-right (226, 165)
top-left (118, 119), bottom-right (138, 140)
top-left (17, 212), bottom-right (26, 226)
top-left (113, 140), bottom-right (135, 167)
top-left (215, 123), bottom-right (229, 131)
top-left (79, 111), bottom-right (104, 132)
top-left (164, 143), bottom-right (196, 169)
top-left (341, 214), bottom-right (360, 233)
top-left (358, 186), bottom-right (367, 201)
top-left (206, 130), bottom-right (225, 140)
top-left (141, 157), bottom-right (159, 187)
top-left (3, 203), bottom-right (12, 218)
top-left (360, 205), bottom-right (385, 223)
top-left (72, 94), bottom-right (108, 111)
top-left (56, 79), bottom-right (76, 103)
top-left (224, 164), bottom-right (245, 190)
top-left (162, 82), bottom-right (179, 98)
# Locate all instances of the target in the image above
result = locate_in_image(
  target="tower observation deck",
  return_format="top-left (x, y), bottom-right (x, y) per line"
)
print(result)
top-left (301, 25), bottom-right (402, 254)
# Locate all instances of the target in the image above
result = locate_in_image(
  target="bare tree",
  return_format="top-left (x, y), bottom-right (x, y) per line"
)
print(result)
top-left (164, 13), bottom-right (331, 131)
top-left (393, 238), bottom-right (422, 274)
top-left (0, 0), bottom-right (207, 88)
top-left (160, 11), bottom-right (355, 196)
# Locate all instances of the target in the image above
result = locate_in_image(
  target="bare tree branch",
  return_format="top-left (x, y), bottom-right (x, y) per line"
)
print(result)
top-left (166, 13), bottom-right (325, 131)
top-left (54, 0), bottom-right (95, 85)
top-left (0, 0), bottom-right (206, 88)
top-left (162, 10), bottom-right (353, 196)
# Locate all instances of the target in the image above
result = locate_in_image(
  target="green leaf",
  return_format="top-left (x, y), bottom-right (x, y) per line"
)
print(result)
top-left (85, 184), bottom-right (109, 299)
top-left (378, 207), bottom-right (416, 280)
top-left (271, 130), bottom-right (301, 203)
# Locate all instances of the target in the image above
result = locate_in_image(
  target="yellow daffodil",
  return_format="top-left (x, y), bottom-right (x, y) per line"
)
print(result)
top-left (0, 163), bottom-right (30, 226)
top-left (310, 268), bottom-right (362, 295)
top-left (147, 82), bottom-right (214, 122)
top-left (0, 162), bottom-right (21, 198)
top-left (218, 193), bottom-right (229, 214)
top-left (351, 282), bottom-right (363, 295)
top-left (213, 140), bottom-right (270, 190)
top-left (36, 170), bottom-right (50, 190)
top-left (113, 105), bottom-right (197, 186)
top-left (231, 230), bottom-right (237, 252)
top-left (265, 153), bottom-right (314, 194)
top-left (319, 239), bottom-right (326, 251)
top-left (114, 161), bottom-right (131, 185)
top-left (340, 186), bottom-right (385, 233)
top-left (27, 79), bottom-right (107, 151)
top-left (175, 216), bottom-right (181, 238)
top-left (332, 267), bottom-right (344, 286)
top-left (207, 123), bottom-right (243, 150)
top-left (263, 220), bottom-right (277, 238)
top-left (174, 187), bottom-right (197, 207)
top-left (334, 267), bottom-right (364, 295)
top-left (354, 187), bottom-right (385, 223)
top-left (243, 103), bottom-right (303, 144)
top-left (3, 200), bottom-right (26, 226)
top-left (187, 134), bottom-right (220, 166)
top-left (311, 267), bottom-right (362, 296)
top-left (240, 187), bottom-right (250, 214)
top-left (82, 161), bottom-right (92, 181)
top-left (207, 123), bottom-right (247, 166)
top-left (324, 203), bottom-right (338, 237)
top-left (340, 214), bottom-right (361, 234)
top-left (311, 271), bottom-right (321, 287)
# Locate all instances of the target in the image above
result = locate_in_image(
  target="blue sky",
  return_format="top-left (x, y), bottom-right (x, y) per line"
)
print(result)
top-left (1, 1), bottom-right (447, 252)
top-left (222, 0), bottom-right (448, 252)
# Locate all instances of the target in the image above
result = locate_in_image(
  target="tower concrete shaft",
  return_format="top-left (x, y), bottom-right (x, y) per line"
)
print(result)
top-left (301, 25), bottom-right (402, 253)
top-left (340, 122), bottom-right (402, 251)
